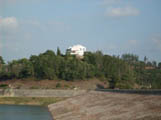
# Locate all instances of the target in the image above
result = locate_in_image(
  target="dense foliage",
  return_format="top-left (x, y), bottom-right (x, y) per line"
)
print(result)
top-left (0, 50), bottom-right (161, 89)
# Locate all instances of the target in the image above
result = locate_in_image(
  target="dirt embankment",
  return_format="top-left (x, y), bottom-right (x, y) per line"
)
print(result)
top-left (48, 91), bottom-right (161, 120)
top-left (0, 79), bottom-right (108, 90)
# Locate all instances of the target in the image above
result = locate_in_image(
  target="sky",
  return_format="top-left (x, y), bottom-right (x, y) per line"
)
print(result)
top-left (0, 0), bottom-right (161, 62)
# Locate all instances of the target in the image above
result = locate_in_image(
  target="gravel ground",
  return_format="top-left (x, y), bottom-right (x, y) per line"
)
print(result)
top-left (48, 91), bottom-right (161, 120)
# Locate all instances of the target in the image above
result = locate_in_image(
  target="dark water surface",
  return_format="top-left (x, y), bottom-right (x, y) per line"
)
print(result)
top-left (0, 104), bottom-right (53, 120)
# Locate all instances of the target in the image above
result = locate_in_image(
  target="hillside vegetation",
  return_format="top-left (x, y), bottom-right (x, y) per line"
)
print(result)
top-left (0, 49), bottom-right (161, 89)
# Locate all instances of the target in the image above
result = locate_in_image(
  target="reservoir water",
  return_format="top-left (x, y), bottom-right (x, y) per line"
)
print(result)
top-left (0, 104), bottom-right (53, 120)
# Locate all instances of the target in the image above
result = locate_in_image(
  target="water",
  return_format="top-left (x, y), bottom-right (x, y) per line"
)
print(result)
top-left (0, 104), bottom-right (53, 120)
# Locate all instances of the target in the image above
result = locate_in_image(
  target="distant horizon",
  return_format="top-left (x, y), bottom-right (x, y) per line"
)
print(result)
top-left (1, 0), bottom-right (161, 62)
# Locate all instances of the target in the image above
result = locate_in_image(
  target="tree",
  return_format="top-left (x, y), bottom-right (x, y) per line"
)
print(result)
top-left (0, 56), bottom-right (5, 64)
top-left (121, 53), bottom-right (139, 64)
top-left (109, 74), bottom-right (118, 89)
top-left (2, 48), bottom-right (161, 89)
top-left (57, 47), bottom-right (61, 56)
top-left (18, 58), bottom-right (34, 78)
top-left (8, 58), bottom-right (34, 78)
top-left (30, 51), bottom-right (57, 79)
top-left (147, 61), bottom-right (152, 67)
top-left (152, 61), bottom-right (157, 68)
top-left (43, 50), bottom-right (56, 56)
top-left (158, 62), bottom-right (161, 69)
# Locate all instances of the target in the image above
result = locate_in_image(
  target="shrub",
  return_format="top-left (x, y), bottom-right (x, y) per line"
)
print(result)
top-left (56, 83), bottom-right (61, 88)
top-left (0, 84), bottom-right (8, 88)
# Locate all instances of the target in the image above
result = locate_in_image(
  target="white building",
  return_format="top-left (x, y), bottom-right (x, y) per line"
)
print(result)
top-left (67, 44), bottom-right (86, 56)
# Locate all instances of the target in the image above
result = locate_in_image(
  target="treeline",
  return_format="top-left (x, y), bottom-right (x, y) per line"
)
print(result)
top-left (0, 49), bottom-right (161, 89)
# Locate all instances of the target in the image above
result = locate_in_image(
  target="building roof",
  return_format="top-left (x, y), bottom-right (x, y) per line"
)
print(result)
top-left (68, 44), bottom-right (86, 51)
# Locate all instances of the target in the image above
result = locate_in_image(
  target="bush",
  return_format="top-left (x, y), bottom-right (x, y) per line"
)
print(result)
top-left (0, 84), bottom-right (8, 88)
top-left (56, 83), bottom-right (61, 88)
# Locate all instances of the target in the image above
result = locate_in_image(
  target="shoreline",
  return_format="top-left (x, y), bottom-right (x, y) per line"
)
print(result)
top-left (0, 88), bottom-right (88, 120)
top-left (0, 101), bottom-right (55, 120)
top-left (0, 96), bottom-right (64, 120)
top-left (1, 89), bottom-right (161, 120)
top-left (0, 97), bottom-right (65, 106)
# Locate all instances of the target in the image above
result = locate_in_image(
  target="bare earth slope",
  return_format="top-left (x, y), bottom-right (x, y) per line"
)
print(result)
top-left (48, 91), bottom-right (161, 120)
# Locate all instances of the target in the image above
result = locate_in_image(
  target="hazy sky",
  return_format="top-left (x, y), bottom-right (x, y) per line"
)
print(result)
top-left (0, 0), bottom-right (161, 62)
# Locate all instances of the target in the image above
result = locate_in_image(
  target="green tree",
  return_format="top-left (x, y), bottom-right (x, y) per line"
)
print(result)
top-left (30, 50), bottom-right (57, 80)
top-left (8, 58), bottom-right (34, 78)
top-left (18, 58), bottom-right (34, 78)
top-left (57, 47), bottom-right (61, 56)
top-left (2, 48), bottom-right (161, 89)
top-left (121, 53), bottom-right (139, 64)
top-left (152, 61), bottom-right (157, 68)
top-left (0, 56), bottom-right (5, 64)
top-left (158, 62), bottom-right (161, 69)
top-left (147, 61), bottom-right (152, 67)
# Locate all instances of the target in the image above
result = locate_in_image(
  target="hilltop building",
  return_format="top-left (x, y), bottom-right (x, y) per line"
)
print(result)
top-left (66, 44), bottom-right (86, 56)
